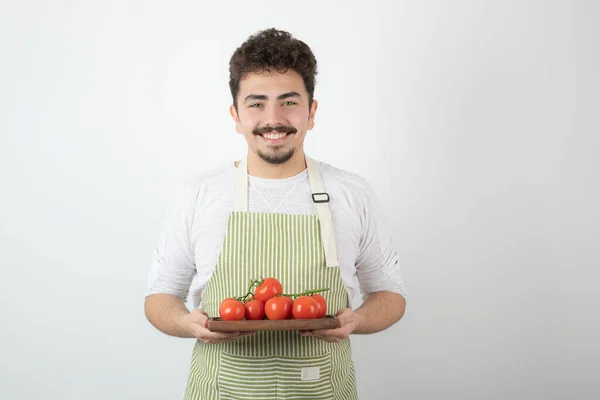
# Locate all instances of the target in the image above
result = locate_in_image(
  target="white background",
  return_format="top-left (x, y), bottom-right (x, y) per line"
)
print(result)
top-left (1, 1), bottom-right (598, 399)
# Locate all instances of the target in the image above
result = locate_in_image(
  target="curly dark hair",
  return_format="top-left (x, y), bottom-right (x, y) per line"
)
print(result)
top-left (229, 28), bottom-right (318, 109)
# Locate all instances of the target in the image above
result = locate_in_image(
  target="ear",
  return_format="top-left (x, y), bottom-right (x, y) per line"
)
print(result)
top-left (230, 105), bottom-right (243, 134)
top-left (308, 99), bottom-right (318, 130)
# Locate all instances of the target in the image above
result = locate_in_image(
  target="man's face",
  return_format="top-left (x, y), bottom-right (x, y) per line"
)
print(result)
top-left (230, 69), bottom-right (317, 165)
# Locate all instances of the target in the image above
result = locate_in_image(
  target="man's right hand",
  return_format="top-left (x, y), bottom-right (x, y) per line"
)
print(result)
top-left (180, 309), bottom-right (256, 344)
top-left (145, 293), bottom-right (256, 342)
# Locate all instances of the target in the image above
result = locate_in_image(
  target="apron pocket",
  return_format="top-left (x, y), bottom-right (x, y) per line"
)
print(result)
top-left (275, 352), bottom-right (334, 400)
top-left (218, 352), bottom-right (278, 400)
top-left (218, 351), bottom-right (333, 400)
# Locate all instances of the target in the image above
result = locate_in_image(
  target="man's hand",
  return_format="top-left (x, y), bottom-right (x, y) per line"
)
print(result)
top-left (299, 308), bottom-right (362, 343)
top-left (144, 294), bottom-right (255, 343)
top-left (180, 309), bottom-right (255, 344)
top-left (297, 291), bottom-right (406, 341)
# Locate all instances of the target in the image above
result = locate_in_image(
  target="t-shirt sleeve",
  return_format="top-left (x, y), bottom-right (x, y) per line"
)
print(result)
top-left (355, 181), bottom-right (406, 299)
top-left (146, 182), bottom-right (197, 301)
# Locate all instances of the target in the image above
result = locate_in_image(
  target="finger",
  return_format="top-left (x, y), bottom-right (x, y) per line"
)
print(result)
top-left (196, 328), bottom-right (243, 340)
top-left (311, 328), bottom-right (340, 337)
top-left (334, 309), bottom-right (354, 325)
top-left (207, 331), bottom-right (257, 344)
top-left (312, 324), bottom-right (353, 338)
top-left (202, 327), bottom-right (259, 338)
top-left (308, 333), bottom-right (340, 343)
top-left (202, 334), bottom-right (240, 344)
top-left (208, 331), bottom-right (243, 339)
top-left (297, 330), bottom-right (340, 343)
top-left (298, 328), bottom-right (342, 337)
top-left (222, 330), bottom-right (256, 340)
top-left (188, 311), bottom-right (209, 328)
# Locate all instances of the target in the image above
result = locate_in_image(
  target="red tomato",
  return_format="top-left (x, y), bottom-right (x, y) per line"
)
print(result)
top-left (244, 299), bottom-right (266, 320)
top-left (311, 294), bottom-right (327, 318)
top-left (219, 299), bottom-right (245, 321)
top-left (218, 297), bottom-right (235, 315)
top-left (265, 296), bottom-right (293, 320)
top-left (292, 296), bottom-right (320, 319)
top-left (254, 278), bottom-right (283, 302)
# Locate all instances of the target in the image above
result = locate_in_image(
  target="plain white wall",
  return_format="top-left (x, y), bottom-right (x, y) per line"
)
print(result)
top-left (1, 1), bottom-right (598, 399)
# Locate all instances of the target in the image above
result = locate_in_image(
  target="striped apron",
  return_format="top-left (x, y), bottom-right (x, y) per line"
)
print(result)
top-left (183, 156), bottom-right (358, 400)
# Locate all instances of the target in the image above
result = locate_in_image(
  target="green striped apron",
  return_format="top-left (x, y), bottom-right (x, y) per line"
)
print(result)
top-left (183, 156), bottom-right (358, 400)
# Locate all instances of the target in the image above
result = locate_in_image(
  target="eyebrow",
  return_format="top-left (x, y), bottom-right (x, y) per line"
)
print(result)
top-left (243, 91), bottom-right (302, 104)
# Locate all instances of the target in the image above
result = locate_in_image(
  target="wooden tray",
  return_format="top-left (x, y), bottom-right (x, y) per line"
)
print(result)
top-left (207, 315), bottom-right (339, 332)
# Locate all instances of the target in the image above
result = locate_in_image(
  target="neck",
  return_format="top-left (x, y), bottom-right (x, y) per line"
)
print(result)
top-left (246, 150), bottom-right (307, 179)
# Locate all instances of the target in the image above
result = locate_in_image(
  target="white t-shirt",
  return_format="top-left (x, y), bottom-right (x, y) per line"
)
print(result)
top-left (147, 159), bottom-right (406, 309)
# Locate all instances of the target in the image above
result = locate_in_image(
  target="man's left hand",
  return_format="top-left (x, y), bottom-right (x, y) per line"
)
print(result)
top-left (299, 308), bottom-right (362, 343)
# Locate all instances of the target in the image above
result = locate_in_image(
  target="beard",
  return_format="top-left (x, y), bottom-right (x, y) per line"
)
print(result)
top-left (253, 124), bottom-right (297, 165)
top-left (257, 148), bottom-right (295, 165)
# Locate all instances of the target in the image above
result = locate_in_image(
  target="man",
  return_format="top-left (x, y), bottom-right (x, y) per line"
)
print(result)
top-left (145, 28), bottom-right (406, 399)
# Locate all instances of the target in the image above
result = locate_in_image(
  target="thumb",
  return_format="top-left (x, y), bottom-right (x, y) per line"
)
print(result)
top-left (335, 308), bottom-right (353, 324)
top-left (191, 309), bottom-right (209, 328)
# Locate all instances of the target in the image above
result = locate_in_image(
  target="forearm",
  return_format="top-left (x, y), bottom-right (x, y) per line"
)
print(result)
top-left (144, 293), bottom-right (194, 338)
top-left (354, 291), bottom-right (406, 334)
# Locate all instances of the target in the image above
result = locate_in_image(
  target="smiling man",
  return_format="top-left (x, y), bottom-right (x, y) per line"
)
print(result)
top-left (145, 28), bottom-right (406, 399)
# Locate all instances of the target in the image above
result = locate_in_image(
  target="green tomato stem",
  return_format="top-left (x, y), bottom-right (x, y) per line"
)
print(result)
top-left (280, 288), bottom-right (329, 299)
top-left (236, 278), bottom-right (264, 302)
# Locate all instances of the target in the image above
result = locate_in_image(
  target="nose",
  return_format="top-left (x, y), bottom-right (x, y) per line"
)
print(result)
top-left (262, 103), bottom-right (285, 127)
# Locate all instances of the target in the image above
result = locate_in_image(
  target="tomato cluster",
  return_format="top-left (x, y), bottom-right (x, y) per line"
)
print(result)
top-left (218, 277), bottom-right (328, 321)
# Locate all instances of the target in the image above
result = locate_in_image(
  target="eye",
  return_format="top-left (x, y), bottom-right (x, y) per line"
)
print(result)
top-left (283, 101), bottom-right (297, 106)
top-left (249, 103), bottom-right (263, 108)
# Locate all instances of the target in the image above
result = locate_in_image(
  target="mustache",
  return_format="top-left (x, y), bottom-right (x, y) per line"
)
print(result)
top-left (253, 125), bottom-right (297, 135)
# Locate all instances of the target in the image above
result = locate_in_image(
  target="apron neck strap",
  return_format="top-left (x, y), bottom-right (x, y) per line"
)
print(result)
top-left (234, 158), bottom-right (249, 213)
top-left (234, 156), bottom-right (339, 267)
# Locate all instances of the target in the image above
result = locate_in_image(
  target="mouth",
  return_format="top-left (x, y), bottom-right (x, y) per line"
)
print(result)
top-left (257, 130), bottom-right (294, 145)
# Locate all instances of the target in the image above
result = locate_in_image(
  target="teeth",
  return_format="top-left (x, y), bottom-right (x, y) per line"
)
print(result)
top-left (263, 132), bottom-right (287, 140)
